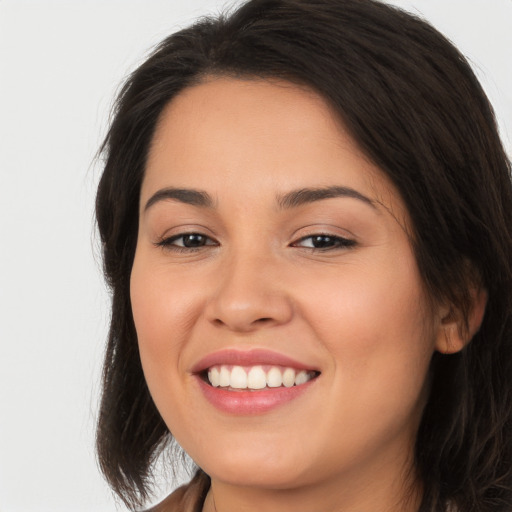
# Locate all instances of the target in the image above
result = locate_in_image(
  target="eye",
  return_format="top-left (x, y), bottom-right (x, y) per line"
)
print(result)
top-left (156, 232), bottom-right (218, 251)
top-left (292, 234), bottom-right (356, 250)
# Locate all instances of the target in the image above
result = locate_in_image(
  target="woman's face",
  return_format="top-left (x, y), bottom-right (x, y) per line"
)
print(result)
top-left (131, 78), bottom-right (445, 496)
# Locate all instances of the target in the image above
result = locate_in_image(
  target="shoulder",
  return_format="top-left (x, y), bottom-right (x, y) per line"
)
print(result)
top-left (146, 470), bottom-right (210, 512)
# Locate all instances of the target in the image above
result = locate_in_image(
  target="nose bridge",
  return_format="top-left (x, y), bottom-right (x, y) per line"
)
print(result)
top-left (206, 244), bottom-right (293, 332)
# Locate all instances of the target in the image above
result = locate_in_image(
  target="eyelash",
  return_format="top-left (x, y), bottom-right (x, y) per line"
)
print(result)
top-left (292, 234), bottom-right (356, 251)
top-left (155, 233), bottom-right (218, 253)
top-left (155, 232), bottom-right (356, 253)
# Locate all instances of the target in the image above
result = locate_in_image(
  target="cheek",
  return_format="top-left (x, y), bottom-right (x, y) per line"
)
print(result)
top-left (318, 247), bottom-right (430, 338)
top-left (299, 249), bottom-right (435, 400)
top-left (296, 257), bottom-right (435, 460)
top-left (129, 253), bottom-right (199, 396)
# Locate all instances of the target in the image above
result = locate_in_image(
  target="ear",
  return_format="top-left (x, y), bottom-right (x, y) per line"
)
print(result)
top-left (435, 287), bottom-right (488, 354)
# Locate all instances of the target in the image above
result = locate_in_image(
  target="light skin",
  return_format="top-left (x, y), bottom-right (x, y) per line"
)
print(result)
top-left (130, 78), bottom-right (481, 512)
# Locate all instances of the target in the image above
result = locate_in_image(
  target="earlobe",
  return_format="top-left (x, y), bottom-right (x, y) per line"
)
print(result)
top-left (436, 321), bottom-right (465, 354)
top-left (435, 287), bottom-right (487, 354)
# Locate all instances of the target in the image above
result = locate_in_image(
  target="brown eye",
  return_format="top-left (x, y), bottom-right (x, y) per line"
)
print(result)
top-left (156, 233), bottom-right (218, 251)
top-left (309, 235), bottom-right (337, 248)
top-left (293, 234), bottom-right (356, 250)
top-left (179, 234), bottom-right (209, 247)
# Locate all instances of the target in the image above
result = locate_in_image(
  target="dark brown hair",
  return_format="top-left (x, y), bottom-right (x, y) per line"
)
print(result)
top-left (95, 1), bottom-right (512, 510)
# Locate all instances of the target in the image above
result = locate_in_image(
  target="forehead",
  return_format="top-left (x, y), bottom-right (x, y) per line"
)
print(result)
top-left (143, 77), bottom-right (407, 225)
top-left (149, 77), bottom-right (355, 164)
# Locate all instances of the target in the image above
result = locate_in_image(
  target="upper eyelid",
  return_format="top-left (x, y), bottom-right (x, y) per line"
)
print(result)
top-left (291, 233), bottom-right (356, 246)
top-left (290, 222), bottom-right (356, 238)
top-left (293, 231), bottom-right (353, 240)
top-left (168, 232), bottom-right (214, 240)
top-left (290, 227), bottom-right (356, 243)
top-left (156, 224), bottom-right (219, 241)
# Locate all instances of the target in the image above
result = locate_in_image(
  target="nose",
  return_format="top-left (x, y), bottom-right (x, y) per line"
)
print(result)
top-left (204, 252), bottom-right (294, 333)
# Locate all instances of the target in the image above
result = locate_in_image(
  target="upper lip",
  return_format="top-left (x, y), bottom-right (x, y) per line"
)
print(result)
top-left (190, 348), bottom-right (319, 374)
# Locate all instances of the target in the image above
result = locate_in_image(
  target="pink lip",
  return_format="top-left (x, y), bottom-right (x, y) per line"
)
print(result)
top-left (195, 375), bottom-right (317, 415)
top-left (191, 349), bottom-right (319, 415)
top-left (190, 348), bottom-right (317, 373)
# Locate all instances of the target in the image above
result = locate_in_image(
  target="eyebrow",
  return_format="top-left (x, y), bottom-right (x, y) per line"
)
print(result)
top-left (144, 187), bottom-right (215, 211)
top-left (277, 186), bottom-right (377, 210)
top-left (143, 185), bottom-right (377, 212)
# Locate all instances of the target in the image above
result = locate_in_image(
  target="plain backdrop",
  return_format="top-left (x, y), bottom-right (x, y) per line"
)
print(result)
top-left (0, 1), bottom-right (510, 511)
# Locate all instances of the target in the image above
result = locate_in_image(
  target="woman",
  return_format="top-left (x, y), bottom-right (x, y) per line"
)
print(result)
top-left (95, 0), bottom-right (512, 511)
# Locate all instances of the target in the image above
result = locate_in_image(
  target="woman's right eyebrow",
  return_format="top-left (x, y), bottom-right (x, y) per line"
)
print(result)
top-left (144, 187), bottom-right (215, 211)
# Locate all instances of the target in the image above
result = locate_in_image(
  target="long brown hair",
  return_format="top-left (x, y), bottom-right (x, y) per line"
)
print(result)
top-left (95, 1), bottom-right (512, 509)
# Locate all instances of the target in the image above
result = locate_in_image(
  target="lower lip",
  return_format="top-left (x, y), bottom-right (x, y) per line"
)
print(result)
top-left (196, 376), bottom-right (317, 414)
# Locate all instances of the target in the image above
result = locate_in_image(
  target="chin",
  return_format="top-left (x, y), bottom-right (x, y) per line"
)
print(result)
top-left (192, 435), bottom-right (315, 489)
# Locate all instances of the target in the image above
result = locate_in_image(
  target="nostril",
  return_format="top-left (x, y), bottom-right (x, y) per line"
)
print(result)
top-left (213, 317), bottom-right (273, 327)
top-left (256, 317), bottom-right (272, 323)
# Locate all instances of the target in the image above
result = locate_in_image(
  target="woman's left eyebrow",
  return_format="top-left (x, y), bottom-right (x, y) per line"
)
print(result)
top-left (276, 186), bottom-right (378, 211)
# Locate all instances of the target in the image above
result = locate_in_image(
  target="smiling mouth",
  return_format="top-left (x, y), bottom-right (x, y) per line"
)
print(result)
top-left (203, 364), bottom-right (320, 391)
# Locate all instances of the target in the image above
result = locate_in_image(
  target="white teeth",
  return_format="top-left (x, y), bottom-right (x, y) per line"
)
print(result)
top-left (295, 370), bottom-right (309, 386)
top-left (206, 364), bottom-right (316, 390)
top-left (208, 367), bottom-right (220, 387)
top-left (230, 366), bottom-right (247, 389)
top-left (247, 366), bottom-right (267, 389)
top-left (219, 366), bottom-right (231, 387)
top-left (266, 367), bottom-right (283, 388)
top-left (282, 368), bottom-right (296, 388)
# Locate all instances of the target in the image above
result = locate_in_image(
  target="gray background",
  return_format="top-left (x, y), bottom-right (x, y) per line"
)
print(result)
top-left (0, 1), bottom-right (510, 511)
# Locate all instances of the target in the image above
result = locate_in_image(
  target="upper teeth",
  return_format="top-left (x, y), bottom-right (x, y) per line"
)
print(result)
top-left (207, 365), bottom-right (315, 390)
